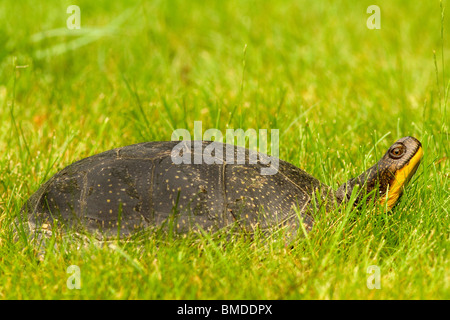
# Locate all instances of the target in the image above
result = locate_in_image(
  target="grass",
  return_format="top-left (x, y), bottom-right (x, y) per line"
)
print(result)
top-left (0, 0), bottom-right (448, 299)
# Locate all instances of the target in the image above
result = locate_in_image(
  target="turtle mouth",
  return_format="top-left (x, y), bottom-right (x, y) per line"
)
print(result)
top-left (380, 145), bottom-right (423, 209)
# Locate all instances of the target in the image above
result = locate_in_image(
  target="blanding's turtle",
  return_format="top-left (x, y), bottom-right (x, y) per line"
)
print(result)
top-left (21, 136), bottom-right (423, 240)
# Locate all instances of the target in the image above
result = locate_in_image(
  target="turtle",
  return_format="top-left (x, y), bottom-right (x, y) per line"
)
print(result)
top-left (20, 136), bottom-right (423, 241)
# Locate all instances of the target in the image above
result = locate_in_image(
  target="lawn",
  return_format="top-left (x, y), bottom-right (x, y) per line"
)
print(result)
top-left (0, 0), bottom-right (448, 299)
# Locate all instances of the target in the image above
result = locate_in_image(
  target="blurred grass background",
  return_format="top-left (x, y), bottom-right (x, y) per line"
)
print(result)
top-left (0, 0), bottom-right (448, 299)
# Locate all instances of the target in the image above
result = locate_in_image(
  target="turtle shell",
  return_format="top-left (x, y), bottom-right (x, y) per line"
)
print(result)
top-left (22, 141), bottom-right (333, 239)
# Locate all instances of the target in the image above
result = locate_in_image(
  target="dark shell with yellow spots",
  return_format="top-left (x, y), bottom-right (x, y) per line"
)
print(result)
top-left (23, 141), bottom-right (334, 239)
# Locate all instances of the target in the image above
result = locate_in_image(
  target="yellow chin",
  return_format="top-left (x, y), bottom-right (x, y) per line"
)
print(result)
top-left (380, 147), bottom-right (423, 210)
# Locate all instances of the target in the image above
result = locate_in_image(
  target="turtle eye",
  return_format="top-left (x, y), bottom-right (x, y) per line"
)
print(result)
top-left (389, 144), bottom-right (405, 159)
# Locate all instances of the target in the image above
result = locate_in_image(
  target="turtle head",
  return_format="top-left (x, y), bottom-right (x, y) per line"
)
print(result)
top-left (336, 136), bottom-right (423, 210)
